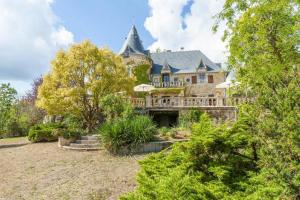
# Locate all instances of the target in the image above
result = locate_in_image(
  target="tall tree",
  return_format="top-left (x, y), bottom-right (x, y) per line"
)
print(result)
top-left (215, 0), bottom-right (300, 197)
top-left (0, 83), bottom-right (17, 132)
top-left (37, 41), bottom-right (134, 133)
top-left (20, 76), bottom-right (45, 127)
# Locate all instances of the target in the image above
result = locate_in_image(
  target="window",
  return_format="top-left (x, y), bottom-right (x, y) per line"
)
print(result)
top-left (163, 74), bottom-right (170, 82)
top-left (199, 73), bottom-right (206, 83)
top-left (173, 77), bottom-right (178, 82)
top-left (186, 78), bottom-right (190, 82)
top-left (208, 75), bottom-right (214, 83)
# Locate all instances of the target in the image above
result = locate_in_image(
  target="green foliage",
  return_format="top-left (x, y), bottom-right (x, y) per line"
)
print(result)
top-left (125, 0), bottom-right (300, 199)
top-left (122, 113), bottom-right (259, 199)
top-left (100, 94), bottom-right (133, 121)
top-left (132, 64), bottom-right (151, 85)
top-left (215, 0), bottom-right (300, 198)
top-left (0, 83), bottom-right (17, 134)
top-left (3, 106), bottom-right (29, 137)
top-left (52, 128), bottom-right (81, 139)
top-left (28, 123), bottom-right (63, 142)
top-left (178, 109), bottom-right (203, 128)
top-left (37, 41), bottom-right (134, 133)
top-left (99, 115), bottom-right (157, 153)
top-left (151, 88), bottom-right (184, 94)
top-left (62, 114), bottom-right (85, 133)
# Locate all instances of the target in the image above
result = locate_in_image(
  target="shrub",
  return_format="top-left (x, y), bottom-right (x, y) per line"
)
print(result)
top-left (100, 94), bottom-right (134, 121)
top-left (28, 123), bottom-right (63, 142)
top-left (99, 115), bottom-right (157, 153)
top-left (52, 128), bottom-right (81, 139)
top-left (178, 109), bottom-right (203, 128)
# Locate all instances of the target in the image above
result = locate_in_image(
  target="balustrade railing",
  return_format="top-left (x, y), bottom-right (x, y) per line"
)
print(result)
top-left (130, 98), bottom-right (145, 108)
top-left (129, 96), bottom-right (249, 108)
top-left (151, 81), bottom-right (186, 88)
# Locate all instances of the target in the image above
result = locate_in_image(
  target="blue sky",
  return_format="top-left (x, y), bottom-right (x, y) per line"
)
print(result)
top-left (0, 0), bottom-right (226, 95)
top-left (52, 0), bottom-right (153, 53)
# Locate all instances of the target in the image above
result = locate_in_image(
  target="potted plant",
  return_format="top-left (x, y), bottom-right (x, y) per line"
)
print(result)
top-left (53, 128), bottom-right (81, 147)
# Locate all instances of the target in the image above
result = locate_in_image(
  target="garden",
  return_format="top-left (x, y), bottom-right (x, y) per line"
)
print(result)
top-left (0, 41), bottom-right (197, 156)
top-left (1, 0), bottom-right (299, 198)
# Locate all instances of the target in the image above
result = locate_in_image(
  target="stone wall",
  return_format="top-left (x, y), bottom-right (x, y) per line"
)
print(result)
top-left (179, 107), bottom-right (237, 123)
top-left (150, 71), bottom-right (226, 97)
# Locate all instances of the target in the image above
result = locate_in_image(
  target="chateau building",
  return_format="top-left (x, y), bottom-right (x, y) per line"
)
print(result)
top-left (119, 25), bottom-right (229, 99)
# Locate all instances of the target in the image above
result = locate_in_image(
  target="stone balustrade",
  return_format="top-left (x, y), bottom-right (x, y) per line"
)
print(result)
top-left (130, 96), bottom-right (249, 108)
top-left (151, 81), bottom-right (186, 88)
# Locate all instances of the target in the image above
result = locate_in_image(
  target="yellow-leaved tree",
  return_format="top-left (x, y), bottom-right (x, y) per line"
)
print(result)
top-left (37, 41), bottom-right (134, 133)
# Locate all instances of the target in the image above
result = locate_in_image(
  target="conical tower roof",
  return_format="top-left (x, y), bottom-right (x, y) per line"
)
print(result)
top-left (119, 25), bottom-right (146, 56)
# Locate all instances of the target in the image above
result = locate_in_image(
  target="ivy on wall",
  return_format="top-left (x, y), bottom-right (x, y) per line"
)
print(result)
top-left (132, 64), bottom-right (151, 85)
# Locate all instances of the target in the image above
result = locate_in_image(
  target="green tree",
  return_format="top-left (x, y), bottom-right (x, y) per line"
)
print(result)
top-left (123, 0), bottom-right (300, 199)
top-left (132, 64), bottom-right (151, 85)
top-left (215, 0), bottom-right (300, 197)
top-left (37, 41), bottom-right (134, 133)
top-left (0, 83), bottom-right (17, 134)
top-left (99, 94), bottom-right (133, 121)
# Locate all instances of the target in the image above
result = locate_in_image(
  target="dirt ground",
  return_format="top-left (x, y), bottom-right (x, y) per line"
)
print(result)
top-left (0, 137), bottom-right (144, 200)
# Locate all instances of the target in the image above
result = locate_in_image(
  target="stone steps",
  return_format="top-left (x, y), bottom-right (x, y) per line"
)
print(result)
top-left (70, 143), bottom-right (100, 148)
top-left (62, 145), bottom-right (102, 151)
top-left (75, 139), bottom-right (99, 144)
top-left (81, 135), bottom-right (98, 140)
top-left (62, 135), bottom-right (101, 151)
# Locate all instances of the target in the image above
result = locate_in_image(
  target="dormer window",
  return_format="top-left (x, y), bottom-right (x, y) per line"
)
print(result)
top-left (197, 59), bottom-right (207, 72)
top-left (161, 59), bottom-right (171, 74)
top-left (199, 72), bottom-right (206, 83)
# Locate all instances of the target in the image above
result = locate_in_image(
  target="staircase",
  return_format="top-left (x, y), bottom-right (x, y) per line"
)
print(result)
top-left (62, 135), bottom-right (101, 151)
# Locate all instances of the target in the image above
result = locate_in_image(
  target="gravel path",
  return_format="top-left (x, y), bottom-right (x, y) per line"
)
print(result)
top-left (0, 138), bottom-right (143, 200)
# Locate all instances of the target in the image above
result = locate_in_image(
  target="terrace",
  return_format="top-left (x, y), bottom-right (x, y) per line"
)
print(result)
top-left (130, 96), bottom-right (248, 109)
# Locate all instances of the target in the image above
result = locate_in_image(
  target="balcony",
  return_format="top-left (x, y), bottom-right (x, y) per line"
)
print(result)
top-left (150, 81), bottom-right (187, 88)
top-left (130, 97), bottom-right (249, 108)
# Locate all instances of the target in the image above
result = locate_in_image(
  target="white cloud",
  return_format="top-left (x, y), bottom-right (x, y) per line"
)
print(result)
top-left (145, 0), bottom-right (227, 64)
top-left (0, 0), bottom-right (74, 94)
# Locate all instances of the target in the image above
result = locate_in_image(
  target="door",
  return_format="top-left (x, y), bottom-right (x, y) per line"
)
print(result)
top-left (192, 76), bottom-right (197, 84)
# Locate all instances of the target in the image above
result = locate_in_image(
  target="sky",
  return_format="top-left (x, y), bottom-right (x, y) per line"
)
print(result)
top-left (0, 0), bottom-right (226, 96)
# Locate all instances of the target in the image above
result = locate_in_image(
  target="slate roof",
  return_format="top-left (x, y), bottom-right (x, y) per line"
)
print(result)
top-left (119, 25), bottom-right (147, 56)
top-left (150, 50), bottom-right (222, 75)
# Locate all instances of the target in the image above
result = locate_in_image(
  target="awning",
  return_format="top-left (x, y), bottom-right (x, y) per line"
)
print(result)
top-left (134, 84), bottom-right (155, 92)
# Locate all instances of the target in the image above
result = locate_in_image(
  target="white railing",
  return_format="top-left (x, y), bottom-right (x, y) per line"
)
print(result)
top-left (130, 97), bottom-right (250, 108)
top-left (151, 81), bottom-right (186, 88)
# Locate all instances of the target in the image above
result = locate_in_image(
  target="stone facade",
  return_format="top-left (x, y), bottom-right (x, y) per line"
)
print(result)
top-left (119, 25), bottom-right (229, 99)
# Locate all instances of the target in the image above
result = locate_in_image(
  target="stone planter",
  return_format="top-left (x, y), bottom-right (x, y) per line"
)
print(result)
top-left (58, 136), bottom-right (77, 147)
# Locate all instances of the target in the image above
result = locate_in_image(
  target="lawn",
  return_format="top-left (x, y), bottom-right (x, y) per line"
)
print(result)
top-left (0, 137), bottom-right (143, 200)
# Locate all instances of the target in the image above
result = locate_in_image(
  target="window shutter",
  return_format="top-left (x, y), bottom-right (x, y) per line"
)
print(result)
top-left (208, 75), bottom-right (214, 83)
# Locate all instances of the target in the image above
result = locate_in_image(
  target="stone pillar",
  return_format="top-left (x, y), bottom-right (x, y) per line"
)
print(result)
top-left (145, 95), bottom-right (152, 108)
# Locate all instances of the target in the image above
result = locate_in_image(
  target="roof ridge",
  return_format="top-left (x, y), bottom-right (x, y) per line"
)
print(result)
top-left (150, 50), bottom-right (202, 54)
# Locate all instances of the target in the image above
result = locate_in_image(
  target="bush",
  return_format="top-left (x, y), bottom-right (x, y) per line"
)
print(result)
top-left (178, 109), bottom-right (203, 128)
top-left (99, 115), bottom-right (157, 153)
top-left (28, 123), bottom-right (63, 142)
top-left (52, 128), bottom-right (81, 139)
top-left (100, 94), bottom-right (134, 121)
